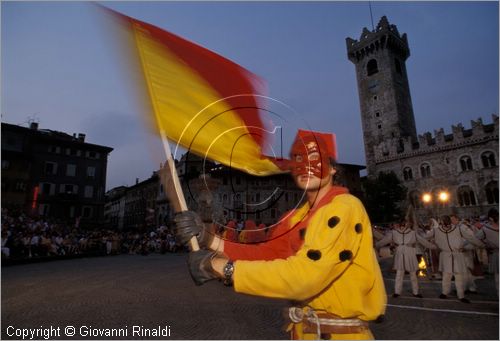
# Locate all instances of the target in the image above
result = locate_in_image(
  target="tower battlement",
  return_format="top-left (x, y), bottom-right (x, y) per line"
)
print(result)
top-left (346, 16), bottom-right (410, 63)
top-left (374, 114), bottom-right (499, 162)
top-left (347, 15), bottom-right (498, 219)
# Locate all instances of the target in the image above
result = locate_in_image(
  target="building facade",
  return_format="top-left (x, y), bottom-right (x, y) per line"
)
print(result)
top-left (103, 186), bottom-right (127, 229)
top-left (103, 174), bottom-right (159, 231)
top-left (105, 153), bottom-right (366, 229)
top-left (1, 122), bottom-right (113, 226)
top-left (347, 16), bottom-right (499, 219)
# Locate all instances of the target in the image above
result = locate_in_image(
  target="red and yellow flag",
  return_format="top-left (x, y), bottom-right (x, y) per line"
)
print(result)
top-left (101, 6), bottom-right (283, 176)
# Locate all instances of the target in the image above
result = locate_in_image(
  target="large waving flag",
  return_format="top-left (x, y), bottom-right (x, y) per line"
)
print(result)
top-left (100, 6), bottom-right (283, 176)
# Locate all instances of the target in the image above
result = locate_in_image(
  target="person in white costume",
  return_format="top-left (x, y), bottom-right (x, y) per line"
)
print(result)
top-left (476, 208), bottom-right (499, 296)
top-left (426, 215), bottom-right (485, 303)
top-left (460, 218), bottom-right (483, 294)
top-left (376, 221), bottom-right (436, 298)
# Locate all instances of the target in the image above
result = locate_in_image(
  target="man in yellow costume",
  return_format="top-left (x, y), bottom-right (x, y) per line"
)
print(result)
top-left (174, 130), bottom-right (386, 339)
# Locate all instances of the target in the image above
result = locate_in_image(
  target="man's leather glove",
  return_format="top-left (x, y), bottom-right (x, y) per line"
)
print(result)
top-left (173, 211), bottom-right (212, 247)
top-left (188, 249), bottom-right (219, 286)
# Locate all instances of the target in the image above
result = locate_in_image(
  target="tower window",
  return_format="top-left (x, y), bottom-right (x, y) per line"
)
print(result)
top-left (377, 124), bottom-right (382, 129)
top-left (367, 59), bottom-right (378, 76)
top-left (373, 95), bottom-right (378, 101)
top-left (395, 58), bottom-right (403, 75)
top-left (375, 112), bottom-right (380, 117)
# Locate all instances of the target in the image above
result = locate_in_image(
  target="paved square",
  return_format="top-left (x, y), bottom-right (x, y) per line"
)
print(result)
top-left (2, 254), bottom-right (498, 339)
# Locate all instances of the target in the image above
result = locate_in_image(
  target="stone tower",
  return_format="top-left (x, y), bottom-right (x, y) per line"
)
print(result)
top-left (346, 16), bottom-right (417, 175)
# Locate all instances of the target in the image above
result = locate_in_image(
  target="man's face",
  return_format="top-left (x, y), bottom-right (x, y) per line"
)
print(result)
top-left (290, 136), bottom-right (331, 179)
top-left (450, 215), bottom-right (459, 225)
top-left (290, 134), bottom-right (335, 192)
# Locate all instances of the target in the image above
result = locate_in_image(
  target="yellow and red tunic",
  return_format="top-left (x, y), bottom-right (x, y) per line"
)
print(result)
top-left (229, 188), bottom-right (387, 339)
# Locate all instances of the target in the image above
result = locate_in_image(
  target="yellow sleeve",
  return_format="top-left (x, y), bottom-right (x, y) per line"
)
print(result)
top-left (233, 194), bottom-right (368, 301)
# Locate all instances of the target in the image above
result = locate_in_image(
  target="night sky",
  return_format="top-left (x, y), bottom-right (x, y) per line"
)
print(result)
top-left (2, 1), bottom-right (498, 190)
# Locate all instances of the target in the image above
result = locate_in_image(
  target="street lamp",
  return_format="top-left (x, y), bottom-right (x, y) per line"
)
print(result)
top-left (435, 190), bottom-right (451, 218)
top-left (421, 192), bottom-right (433, 221)
top-left (438, 191), bottom-right (450, 204)
top-left (422, 193), bottom-right (432, 204)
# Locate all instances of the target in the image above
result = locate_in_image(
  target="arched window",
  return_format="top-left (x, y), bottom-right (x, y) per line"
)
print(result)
top-left (420, 163), bottom-right (431, 178)
top-left (367, 59), bottom-right (378, 76)
top-left (459, 155), bottom-right (473, 172)
top-left (481, 151), bottom-right (497, 168)
top-left (403, 167), bottom-right (413, 181)
top-left (485, 181), bottom-right (499, 204)
top-left (457, 186), bottom-right (477, 206)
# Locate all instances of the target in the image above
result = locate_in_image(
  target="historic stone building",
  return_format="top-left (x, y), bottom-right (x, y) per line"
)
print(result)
top-left (1, 122), bottom-right (113, 226)
top-left (347, 16), bottom-right (499, 218)
top-left (104, 175), bottom-right (158, 230)
top-left (156, 154), bottom-right (364, 226)
top-left (106, 152), bottom-right (366, 229)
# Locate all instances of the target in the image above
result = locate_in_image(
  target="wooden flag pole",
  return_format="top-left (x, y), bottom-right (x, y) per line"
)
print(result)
top-left (159, 130), bottom-right (200, 252)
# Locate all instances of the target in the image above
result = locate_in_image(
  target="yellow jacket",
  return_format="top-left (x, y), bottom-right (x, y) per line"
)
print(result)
top-left (234, 193), bottom-right (386, 324)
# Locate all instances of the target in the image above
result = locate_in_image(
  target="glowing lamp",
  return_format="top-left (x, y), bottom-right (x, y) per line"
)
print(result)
top-left (438, 191), bottom-right (450, 203)
top-left (422, 193), bottom-right (432, 203)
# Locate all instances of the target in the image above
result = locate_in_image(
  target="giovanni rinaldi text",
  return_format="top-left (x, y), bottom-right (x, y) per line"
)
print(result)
top-left (6, 325), bottom-right (172, 339)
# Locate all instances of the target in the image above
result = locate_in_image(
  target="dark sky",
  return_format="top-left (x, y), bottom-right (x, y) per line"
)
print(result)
top-left (2, 1), bottom-right (498, 190)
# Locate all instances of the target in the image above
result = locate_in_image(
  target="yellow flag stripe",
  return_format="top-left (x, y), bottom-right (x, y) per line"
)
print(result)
top-left (131, 22), bottom-right (280, 175)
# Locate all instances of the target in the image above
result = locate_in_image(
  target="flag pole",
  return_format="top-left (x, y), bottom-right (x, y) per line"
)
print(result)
top-left (159, 130), bottom-right (200, 252)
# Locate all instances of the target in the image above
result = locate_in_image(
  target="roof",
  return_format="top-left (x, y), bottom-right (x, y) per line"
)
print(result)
top-left (1, 122), bottom-right (113, 152)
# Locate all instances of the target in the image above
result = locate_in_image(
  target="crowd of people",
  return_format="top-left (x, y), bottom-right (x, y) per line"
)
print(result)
top-left (0, 207), bottom-right (273, 263)
top-left (1, 209), bottom-right (181, 262)
top-left (2, 207), bottom-right (498, 303)
top-left (373, 208), bottom-right (499, 301)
